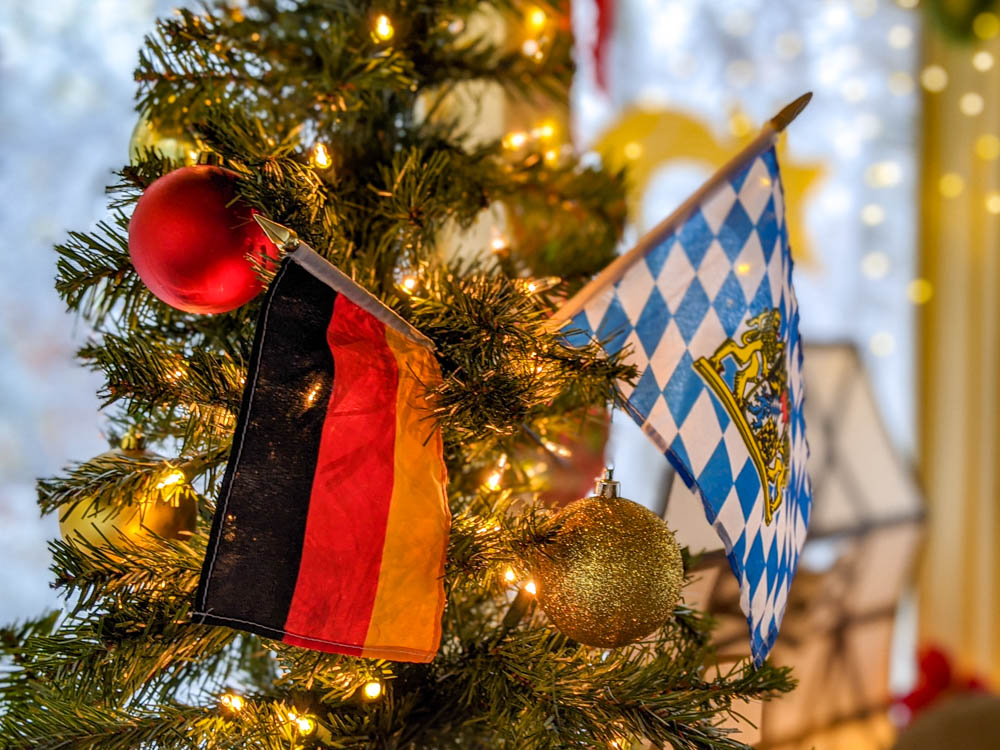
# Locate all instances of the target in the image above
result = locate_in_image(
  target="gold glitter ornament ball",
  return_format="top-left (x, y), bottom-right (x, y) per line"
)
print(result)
top-left (533, 469), bottom-right (683, 648)
top-left (59, 434), bottom-right (197, 550)
top-left (128, 110), bottom-right (200, 166)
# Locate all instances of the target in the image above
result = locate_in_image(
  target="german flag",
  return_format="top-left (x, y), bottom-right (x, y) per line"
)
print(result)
top-left (193, 232), bottom-right (449, 663)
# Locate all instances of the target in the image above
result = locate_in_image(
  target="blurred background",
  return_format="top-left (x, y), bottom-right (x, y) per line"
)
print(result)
top-left (1, 0), bottom-right (998, 747)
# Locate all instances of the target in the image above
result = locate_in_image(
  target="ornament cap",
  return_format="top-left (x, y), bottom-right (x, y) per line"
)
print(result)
top-left (594, 467), bottom-right (620, 499)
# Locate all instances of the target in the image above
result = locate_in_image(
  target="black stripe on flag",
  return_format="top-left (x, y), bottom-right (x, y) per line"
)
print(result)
top-left (194, 258), bottom-right (337, 636)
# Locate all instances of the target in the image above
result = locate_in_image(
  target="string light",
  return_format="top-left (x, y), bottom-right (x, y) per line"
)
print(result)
top-left (533, 120), bottom-right (556, 140)
top-left (938, 172), bottom-right (965, 198)
top-left (219, 693), bottom-right (245, 712)
top-left (541, 438), bottom-right (573, 458)
top-left (518, 276), bottom-right (560, 295)
top-left (363, 680), bottom-right (382, 699)
top-left (973, 12), bottom-right (1000, 40)
top-left (503, 131), bottom-right (528, 149)
top-left (975, 134), bottom-right (1000, 160)
top-left (887, 24), bottom-right (913, 48)
top-left (156, 469), bottom-right (186, 489)
top-left (861, 251), bottom-right (891, 279)
top-left (543, 149), bottom-right (558, 165)
top-left (490, 230), bottom-right (509, 253)
top-left (295, 716), bottom-right (316, 734)
top-left (623, 141), bottom-right (642, 160)
top-left (907, 278), bottom-right (934, 304)
top-left (400, 275), bottom-right (418, 294)
top-left (920, 65), bottom-right (948, 92)
top-left (861, 203), bottom-right (886, 226)
top-left (504, 568), bottom-right (516, 583)
top-left (960, 92), bottom-right (985, 116)
top-left (521, 39), bottom-right (540, 58)
top-left (986, 191), bottom-right (1000, 214)
top-left (865, 160), bottom-right (903, 188)
top-left (373, 14), bottom-right (395, 41)
top-left (870, 331), bottom-right (895, 357)
top-left (973, 51), bottom-right (994, 72)
top-left (485, 471), bottom-right (502, 491)
top-left (526, 6), bottom-right (547, 32)
top-left (304, 381), bottom-right (324, 407)
top-left (311, 142), bottom-right (332, 169)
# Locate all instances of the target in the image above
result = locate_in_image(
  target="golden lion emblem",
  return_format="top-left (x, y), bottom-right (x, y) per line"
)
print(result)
top-left (693, 309), bottom-right (790, 524)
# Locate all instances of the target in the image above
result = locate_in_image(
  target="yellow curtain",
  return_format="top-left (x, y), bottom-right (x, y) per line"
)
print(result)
top-left (918, 26), bottom-right (1000, 687)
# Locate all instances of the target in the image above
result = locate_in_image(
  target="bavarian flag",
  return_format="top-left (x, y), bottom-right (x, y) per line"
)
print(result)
top-left (554, 96), bottom-right (813, 666)
top-left (194, 234), bottom-right (450, 663)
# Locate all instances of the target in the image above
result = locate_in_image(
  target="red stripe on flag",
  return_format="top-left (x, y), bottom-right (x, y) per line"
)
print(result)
top-left (282, 294), bottom-right (398, 652)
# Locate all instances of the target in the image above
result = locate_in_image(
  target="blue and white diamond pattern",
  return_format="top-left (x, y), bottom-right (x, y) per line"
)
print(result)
top-left (564, 146), bottom-right (812, 666)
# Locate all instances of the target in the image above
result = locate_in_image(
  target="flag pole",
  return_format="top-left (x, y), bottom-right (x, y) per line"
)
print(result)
top-left (549, 92), bottom-right (812, 328)
top-left (254, 215), bottom-right (436, 349)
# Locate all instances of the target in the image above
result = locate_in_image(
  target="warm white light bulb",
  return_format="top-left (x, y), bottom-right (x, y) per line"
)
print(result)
top-left (623, 141), bottom-right (642, 160)
top-left (490, 233), bottom-right (509, 252)
top-left (156, 469), bottom-right (186, 490)
top-left (311, 142), bottom-right (332, 169)
top-left (373, 14), bottom-right (394, 41)
top-left (220, 693), bottom-right (245, 711)
top-left (870, 331), bottom-right (895, 357)
top-left (960, 92), bottom-right (985, 116)
top-left (533, 120), bottom-right (556, 140)
top-left (504, 131), bottom-right (528, 149)
top-left (363, 681), bottom-right (382, 699)
top-left (526, 7), bottom-right (547, 31)
top-left (296, 716), bottom-right (316, 734)
top-left (920, 65), bottom-right (948, 92)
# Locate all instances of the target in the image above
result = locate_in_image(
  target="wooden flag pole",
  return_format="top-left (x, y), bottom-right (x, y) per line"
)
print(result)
top-left (549, 92), bottom-right (813, 328)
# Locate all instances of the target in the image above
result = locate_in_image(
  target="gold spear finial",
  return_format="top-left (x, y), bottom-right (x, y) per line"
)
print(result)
top-left (770, 92), bottom-right (813, 133)
top-left (253, 214), bottom-right (300, 252)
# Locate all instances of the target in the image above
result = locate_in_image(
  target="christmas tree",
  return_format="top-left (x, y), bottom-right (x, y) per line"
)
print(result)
top-left (0, 2), bottom-right (793, 747)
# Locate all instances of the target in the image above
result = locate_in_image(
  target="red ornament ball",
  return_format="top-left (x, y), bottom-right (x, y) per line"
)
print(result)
top-left (128, 165), bottom-right (272, 313)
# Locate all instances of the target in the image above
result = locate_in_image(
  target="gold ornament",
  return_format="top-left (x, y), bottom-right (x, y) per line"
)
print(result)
top-left (532, 469), bottom-right (683, 647)
top-left (128, 110), bottom-right (200, 165)
top-left (58, 434), bottom-right (197, 548)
